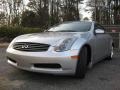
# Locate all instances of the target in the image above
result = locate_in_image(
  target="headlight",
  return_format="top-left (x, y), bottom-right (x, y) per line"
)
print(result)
top-left (54, 37), bottom-right (77, 52)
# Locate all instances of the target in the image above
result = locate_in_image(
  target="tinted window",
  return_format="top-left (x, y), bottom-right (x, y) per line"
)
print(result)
top-left (95, 23), bottom-right (105, 30)
top-left (48, 22), bottom-right (92, 32)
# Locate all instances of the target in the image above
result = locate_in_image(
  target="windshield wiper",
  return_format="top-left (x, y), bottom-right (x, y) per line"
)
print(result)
top-left (56, 30), bottom-right (77, 32)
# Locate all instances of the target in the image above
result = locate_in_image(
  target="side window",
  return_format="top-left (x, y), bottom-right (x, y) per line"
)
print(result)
top-left (98, 24), bottom-right (105, 30)
top-left (94, 24), bottom-right (99, 30)
top-left (95, 23), bottom-right (104, 30)
top-left (95, 23), bottom-right (105, 30)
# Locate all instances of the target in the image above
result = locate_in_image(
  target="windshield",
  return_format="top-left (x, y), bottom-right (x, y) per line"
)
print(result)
top-left (48, 22), bottom-right (92, 32)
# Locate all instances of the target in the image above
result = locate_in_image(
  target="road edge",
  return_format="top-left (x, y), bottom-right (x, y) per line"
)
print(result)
top-left (0, 43), bottom-right (9, 48)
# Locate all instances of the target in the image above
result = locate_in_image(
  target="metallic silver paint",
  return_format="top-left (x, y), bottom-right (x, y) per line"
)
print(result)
top-left (6, 21), bottom-right (113, 75)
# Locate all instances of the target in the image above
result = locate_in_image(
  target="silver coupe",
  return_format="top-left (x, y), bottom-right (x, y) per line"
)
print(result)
top-left (6, 21), bottom-right (113, 78)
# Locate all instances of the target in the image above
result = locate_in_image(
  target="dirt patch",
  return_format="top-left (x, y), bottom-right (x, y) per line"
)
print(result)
top-left (0, 43), bottom-right (9, 48)
top-left (0, 76), bottom-right (25, 90)
top-left (0, 37), bottom-right (12, 43)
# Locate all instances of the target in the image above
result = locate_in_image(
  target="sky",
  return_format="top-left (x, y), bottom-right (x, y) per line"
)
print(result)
top-left (23, 0), bottom-right (29, 5)
top-left (23, 0), bottom-right (92, 20)
top-left (80, 0), bottom-right (92, 20)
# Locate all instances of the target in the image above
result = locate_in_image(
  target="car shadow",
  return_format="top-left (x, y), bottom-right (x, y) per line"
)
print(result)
top-left (6, 54), bottom-right (120, 84)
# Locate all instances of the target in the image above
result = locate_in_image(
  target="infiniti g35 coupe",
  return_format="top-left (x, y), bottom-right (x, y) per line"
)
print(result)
top-left (6, 21), bottom-right (113, 78)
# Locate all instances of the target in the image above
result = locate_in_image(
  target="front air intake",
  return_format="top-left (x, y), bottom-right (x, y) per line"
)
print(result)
top-left (34, 63), bottom-right (61, 69)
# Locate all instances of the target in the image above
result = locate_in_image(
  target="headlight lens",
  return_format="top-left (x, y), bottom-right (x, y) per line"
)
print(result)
top-left (54, 38), bottom-right (77, 52)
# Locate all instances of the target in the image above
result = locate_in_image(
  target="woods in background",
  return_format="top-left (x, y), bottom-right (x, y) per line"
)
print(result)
top-left (87, 0), bottom-right (120, 25)
top-left (0, 0), bottom-right (120, 28)
top-left (0, 0), bottom-right (83, 28)
top-left (22, 0), bottom-right (83, 28)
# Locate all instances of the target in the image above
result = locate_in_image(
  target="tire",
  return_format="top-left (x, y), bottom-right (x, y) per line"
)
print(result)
top-left (107, 46), bottom-right (113, 60)
top-left (75, 47), bottom-right (88, 79)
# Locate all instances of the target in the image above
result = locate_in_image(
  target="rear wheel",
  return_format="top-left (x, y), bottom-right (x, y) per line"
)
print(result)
top-left (75, 47), bottom-right (88, 79)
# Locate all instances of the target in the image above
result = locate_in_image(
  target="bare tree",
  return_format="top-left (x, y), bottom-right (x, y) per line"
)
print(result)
top-left (26, 0), bottom-right (83, 27)
top-left (87, 0), bottom-right (120, 25)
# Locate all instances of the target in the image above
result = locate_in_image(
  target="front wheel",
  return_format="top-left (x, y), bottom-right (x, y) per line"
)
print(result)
top-left (107, 46), bottom-right (114, 60)
top-left (75, 47), bottom-right (88, 79)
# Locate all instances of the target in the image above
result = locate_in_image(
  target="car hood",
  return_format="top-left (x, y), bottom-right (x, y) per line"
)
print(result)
top-left (14, 32), bottom-right (89, 46)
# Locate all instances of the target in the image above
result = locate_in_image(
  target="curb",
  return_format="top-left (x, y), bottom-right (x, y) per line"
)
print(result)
top-left (0, 43), bottom-right (9, 48)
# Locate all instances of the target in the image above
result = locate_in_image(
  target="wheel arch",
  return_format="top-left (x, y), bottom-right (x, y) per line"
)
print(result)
top-left (79, 44), bottom-right (92, 66)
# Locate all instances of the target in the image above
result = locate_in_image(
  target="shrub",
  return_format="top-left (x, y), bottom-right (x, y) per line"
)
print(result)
top-left (0, 26), bottom-right (43, 42)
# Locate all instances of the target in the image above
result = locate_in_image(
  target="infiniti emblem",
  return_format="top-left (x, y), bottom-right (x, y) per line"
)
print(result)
top-left (21, 44), bottom-right (29, 49)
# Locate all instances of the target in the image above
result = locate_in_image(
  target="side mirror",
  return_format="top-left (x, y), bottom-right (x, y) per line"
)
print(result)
top-left (95, 29), bottom-right (105, 34)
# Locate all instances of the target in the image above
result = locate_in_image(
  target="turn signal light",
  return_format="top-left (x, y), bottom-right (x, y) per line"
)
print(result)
top-left (71, 56), bottom-right (80, 60)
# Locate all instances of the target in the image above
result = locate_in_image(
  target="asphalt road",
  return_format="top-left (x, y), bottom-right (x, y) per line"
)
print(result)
top-left (0, 48), bottom-right (120, 90)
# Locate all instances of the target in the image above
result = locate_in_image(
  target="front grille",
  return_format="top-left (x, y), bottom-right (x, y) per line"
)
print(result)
top-left (13, 42), bottom-right (50, 52)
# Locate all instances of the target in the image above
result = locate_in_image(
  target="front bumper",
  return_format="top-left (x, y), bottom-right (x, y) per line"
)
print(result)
top-left (6, 48), bottom-right (79, 75)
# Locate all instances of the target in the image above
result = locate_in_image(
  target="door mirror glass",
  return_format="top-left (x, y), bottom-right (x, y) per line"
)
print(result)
top-left (95, 29), bottom-right (105, 34)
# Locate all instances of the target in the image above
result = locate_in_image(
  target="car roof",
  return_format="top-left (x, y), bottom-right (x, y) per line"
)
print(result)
top-left (60, 21), bottom-right (94, 24)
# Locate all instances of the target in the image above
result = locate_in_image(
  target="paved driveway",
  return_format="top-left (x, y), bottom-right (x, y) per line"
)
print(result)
top-left (0, 48), bottom-right (120, 90)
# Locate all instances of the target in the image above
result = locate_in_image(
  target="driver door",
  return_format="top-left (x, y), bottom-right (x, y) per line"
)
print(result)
top-left (93, 23), bottom-right (108, 62)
